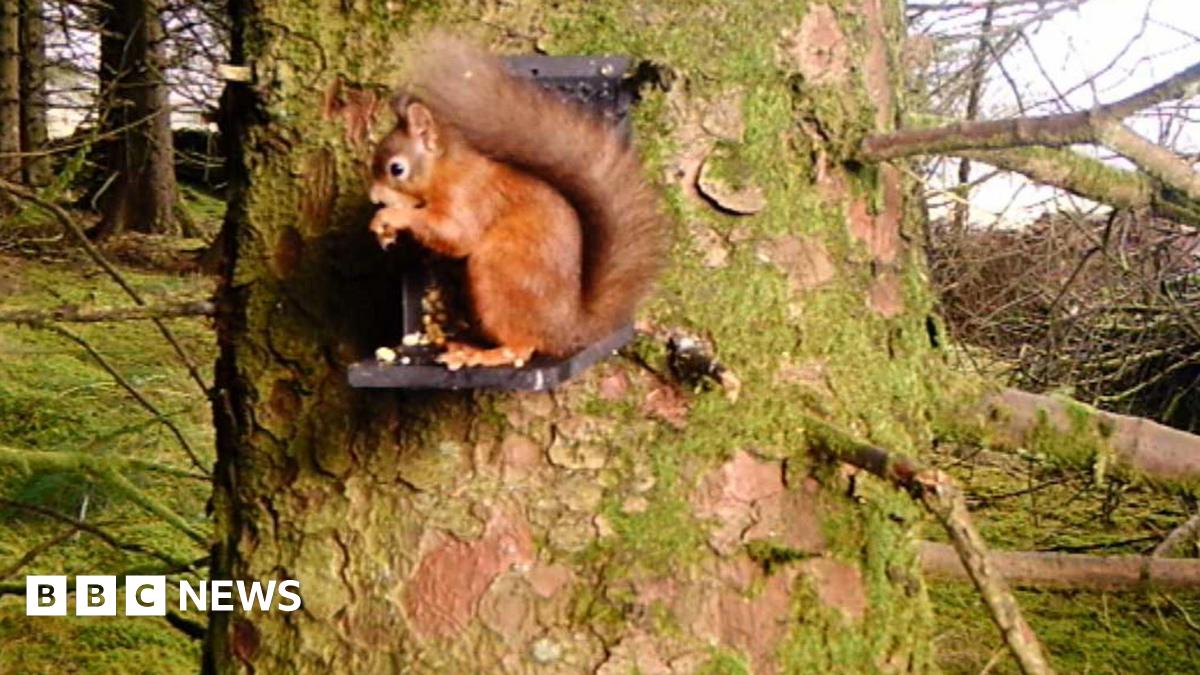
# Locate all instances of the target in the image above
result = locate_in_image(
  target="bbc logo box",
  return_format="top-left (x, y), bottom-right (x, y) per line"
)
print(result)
top-left (26, 576), bottom-right (301, 616)
top-left (28, 575), bottom-right (169, 616)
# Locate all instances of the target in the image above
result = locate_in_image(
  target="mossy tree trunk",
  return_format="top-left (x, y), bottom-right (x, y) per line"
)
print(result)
top-left (18, 0), bottom-right (48, 186)
top-left (0, 0), bottom-right (20, 185)
top-left (93, 0), bottom-right (178, 238)
top-left (211, 0), bottom-right (947, 672)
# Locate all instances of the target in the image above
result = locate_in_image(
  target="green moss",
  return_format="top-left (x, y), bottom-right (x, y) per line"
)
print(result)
top-left (932, 584), bottom-right (1200, 674)
top-left (701, 141), bottom-right (759, 193)
top-left (745, 539), bottom-right (816, 571)
top-left (696, 647), bottom-right (753, 675)
top-left (595, 492), bottom-right (706, 575)
top-left (1024, 402), bottom-right (1116, 478)
top-left (0, 255), bottom-right (213, 672)
top-left (0, 611), bottom-right (199, 675)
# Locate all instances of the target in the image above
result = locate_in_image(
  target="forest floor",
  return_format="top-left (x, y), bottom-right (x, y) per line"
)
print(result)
top-left (0, 209), bottom-right (1197, 672)
top-left (0, 207), bottom-right (215, 673)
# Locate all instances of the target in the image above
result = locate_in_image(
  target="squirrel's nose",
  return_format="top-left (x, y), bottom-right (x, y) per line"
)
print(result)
top-left (369, 184), bottom-right (387, 206)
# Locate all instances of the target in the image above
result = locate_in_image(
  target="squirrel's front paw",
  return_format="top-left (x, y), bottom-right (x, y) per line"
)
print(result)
top-left (368, 207), bottom-right (412, 249)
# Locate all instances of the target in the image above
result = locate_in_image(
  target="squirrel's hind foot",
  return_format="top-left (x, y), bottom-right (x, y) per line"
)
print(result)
top-left (437, 342), bottom-right (535, 370)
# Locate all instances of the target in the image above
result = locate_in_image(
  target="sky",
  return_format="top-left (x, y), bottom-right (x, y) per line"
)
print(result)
top-left (934, 0), bottom-right (1200, 225)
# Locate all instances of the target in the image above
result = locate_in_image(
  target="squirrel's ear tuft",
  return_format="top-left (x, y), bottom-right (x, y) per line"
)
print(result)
top-left (390, 92), bottom-right (413, 123)
top-left (405, 102), bottom-right (441, 154)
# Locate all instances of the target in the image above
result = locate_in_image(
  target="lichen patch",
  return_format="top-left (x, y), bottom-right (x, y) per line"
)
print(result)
top-left (759, 234), bottom-right (837, 292)
top-left (778, 5), bottom-right (850, 86)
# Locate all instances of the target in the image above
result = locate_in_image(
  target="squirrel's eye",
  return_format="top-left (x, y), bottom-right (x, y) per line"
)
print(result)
top-left (388, 159), bottom-right (408, 179)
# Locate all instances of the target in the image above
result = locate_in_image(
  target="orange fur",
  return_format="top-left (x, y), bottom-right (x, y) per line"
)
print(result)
top-left (368, 34), bottom-right (666, 361)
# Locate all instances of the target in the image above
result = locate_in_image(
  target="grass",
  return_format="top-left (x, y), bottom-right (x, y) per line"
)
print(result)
top-left (0, 230), bottom-right (215, 673)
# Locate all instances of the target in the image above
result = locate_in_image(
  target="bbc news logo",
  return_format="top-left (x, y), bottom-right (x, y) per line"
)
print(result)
top-left (26, 576), bottom-right (302, 616)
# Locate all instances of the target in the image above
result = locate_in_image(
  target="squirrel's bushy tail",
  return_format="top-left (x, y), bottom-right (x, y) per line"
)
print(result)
top-left (405, 33), bottom-right (666, 348)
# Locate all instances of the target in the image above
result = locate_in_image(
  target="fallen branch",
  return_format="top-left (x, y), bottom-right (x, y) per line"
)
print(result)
top-left (0, 443), bottom-right (209, 546)
top-left (803, 416), bottom-right (1054, 675)
top-left (0, 299), bottom-right (216, 324)
top-left (920, 541), bottom-right (1200, 590)
top-left (985, 388), bottom-right (1200, 486)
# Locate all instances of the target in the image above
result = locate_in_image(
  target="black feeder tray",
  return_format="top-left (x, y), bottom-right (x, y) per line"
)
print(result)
top-left (348, 54), bottom-right (637, 392)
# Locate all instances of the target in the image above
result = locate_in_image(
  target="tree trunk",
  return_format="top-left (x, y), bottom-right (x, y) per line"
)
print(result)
top-left (93, 0), bottom-right (178, 238)
top-left (17, 0), bottom-right (48, 186)
top-left (210, 1), bottom-right (945, 672)
top-left (0, 0), bottom-right (20, 185)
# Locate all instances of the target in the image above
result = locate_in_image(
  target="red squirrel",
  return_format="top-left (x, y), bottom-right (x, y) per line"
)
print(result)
top-left (368, 35), bottom-right (666, 370)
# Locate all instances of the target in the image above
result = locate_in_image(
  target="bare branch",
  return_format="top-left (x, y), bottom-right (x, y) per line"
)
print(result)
top-left (0, 177), bottom-right (211, 395)
top-left (0, 527), bottom-right (79, 581)
top-left (0, 556), bottom-right (210, 597)
top-left (1100, 123), bottom-right (1200, 202)
top-left (863, 110), bottom-right (1097, 160)
top-left (0, 496), bottom-right (194, 566)
top-left (861, 61), bottom-right (1200, 204)
top-left (36, 323), bottom-right (210, 475)
top-left (1105, 61), bottom-right (1200, 120)
top-left (0, 299), bottom-right (216, 324)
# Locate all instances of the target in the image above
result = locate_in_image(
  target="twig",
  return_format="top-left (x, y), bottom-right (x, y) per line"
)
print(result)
top-left (0, 496), bottom-right (192, 567)
top-left (1160, 593), bottom-right (1200, 635)
top-left (1154, 512), bottom-right (1200, 558)
top-left (0, 299), bottom-right (216, 324)
top-left (802, 416), bottom-right (1054, 675)
top-left (0, 527), bottom-right (79, 580)
top-left (979, 647), bottom-right (1008, 675)
top-left (0, 178), bottom-right (210, 395)
top-left (40, 323), bottom-right (210, 476)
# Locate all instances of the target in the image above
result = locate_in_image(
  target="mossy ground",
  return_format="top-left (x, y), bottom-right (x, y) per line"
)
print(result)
top-left (0, 213), bottom-right (215, 673)
top-left (927, 438), bottom-right (1200, 673)
top-left (933, 584), bottom-right (1200, 674)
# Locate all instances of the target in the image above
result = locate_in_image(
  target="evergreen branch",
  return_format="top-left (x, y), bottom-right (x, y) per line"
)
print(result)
top-left (0, 443), bottom-right (209, 546)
